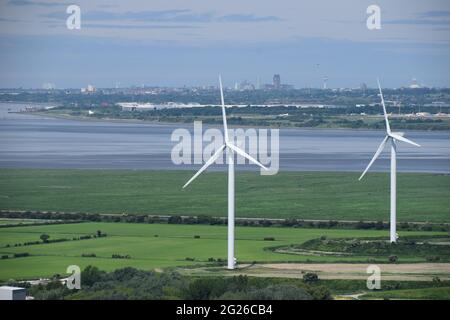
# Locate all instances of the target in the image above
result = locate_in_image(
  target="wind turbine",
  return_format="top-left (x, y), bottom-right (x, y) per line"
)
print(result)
top-left (359, 79), bottom-right (420, 243)
top-left (183, 75), bottom-right (268, 269)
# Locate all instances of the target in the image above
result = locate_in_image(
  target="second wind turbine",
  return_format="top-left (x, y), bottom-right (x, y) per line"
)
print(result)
top-left (183, 75), bottom-right (268, 269)
top-left (359, 79), bottom-right (421, 243)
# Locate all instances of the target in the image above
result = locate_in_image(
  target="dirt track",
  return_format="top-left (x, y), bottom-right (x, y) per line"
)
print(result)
top-left (243, 263), bottom-right (450, 281)
top-left (181, 263), bottom-right (450, 281)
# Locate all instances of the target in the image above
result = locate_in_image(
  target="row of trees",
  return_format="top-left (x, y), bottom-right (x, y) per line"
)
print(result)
top-left (1, 210), bottom-right (448, 232)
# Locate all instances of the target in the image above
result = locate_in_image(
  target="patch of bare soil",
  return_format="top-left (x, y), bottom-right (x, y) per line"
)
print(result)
top-left (247, 263), bottom-right (450, 281)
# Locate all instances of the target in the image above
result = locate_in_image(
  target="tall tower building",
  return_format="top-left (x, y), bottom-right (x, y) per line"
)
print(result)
top-left (323, 76), bottom-right (328, 89)
top-left (273, 74), bottom-right (281, 90)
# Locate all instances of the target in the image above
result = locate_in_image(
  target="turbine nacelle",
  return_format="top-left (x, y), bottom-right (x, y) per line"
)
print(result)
top-left (183, 75), bottom-right (268, 188)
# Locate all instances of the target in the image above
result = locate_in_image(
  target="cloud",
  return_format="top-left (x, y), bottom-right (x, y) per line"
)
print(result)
top-left (385, 10), bottom-right (450, 26)
top-left (0, 17), bottom-right (22, 22)
top-left (385, 19), bottom-right (450, 26)
top-left (418, 11), bottom-right (450, 18)
top-left (218, 14), bottom-right (281, 22)
top-left (42, 9), bottom-right (280, 24)
top-left (8, 0), bottom-right (67, 7)
top-left (83, 23), bottom-right (202, 30)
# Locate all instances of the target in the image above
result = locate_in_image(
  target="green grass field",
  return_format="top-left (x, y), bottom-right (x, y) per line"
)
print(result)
top-left (0, 169), bottom-right (449, 222)
top-left (0, 222), bottom-right (446, 281)
top-left (361, 287), bottom-right (450, 300)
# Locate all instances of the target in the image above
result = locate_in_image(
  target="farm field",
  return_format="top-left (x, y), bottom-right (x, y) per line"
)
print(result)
top-left (0, 169), bottom-right (449, 222)
top-left (0, 222), bottom-right (448, 281)
top-left (360, 286), bottom-right (450, 300)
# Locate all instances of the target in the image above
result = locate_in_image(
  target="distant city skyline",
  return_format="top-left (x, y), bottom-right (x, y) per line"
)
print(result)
top-left (0, 76), bottom-right (438, 90)
top-left (0, 0), bottom-right (449, 88)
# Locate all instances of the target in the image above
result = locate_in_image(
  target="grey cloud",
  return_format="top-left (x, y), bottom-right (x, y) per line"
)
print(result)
top-left (83, 23), bottom-right (202, 30)
top-left (418, 11), bottom-right (450, 18)
top-left (8, 0), bottom-right (68, 7)
top-left (385, 10), bottom-right (450, 26)
top-left (42, 9), bottom-right (280, 24)
top-left (385, 19), bottom-right (450, 26)
top-left (218, 14), bottom-right (281, 22)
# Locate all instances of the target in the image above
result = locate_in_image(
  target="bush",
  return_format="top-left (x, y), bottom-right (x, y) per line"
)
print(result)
top-left (13, 252), bottom-right (30, 258)
top-left (81, 265), bottom-right (105, 287)
top-left (263, 237), bottom-right (275, 241)
top-left (388, 255), bottom-right (398, 263)
top-left (112, 254), bottom-right (131, 259)
top-left (303, 272), bottom-right (319, 284)
top-left (426, 256), bottom-right (440, 262)
top-left (307, 285), bottom-right (332, 300)
top-left (168, 215), bottom-right (182, 224)
top-left (249, 284), bottom-right (312, 300)
top-left (40, 233), bottom-right (50, 243)
top-left (194, 235), bottom-right (200, 239)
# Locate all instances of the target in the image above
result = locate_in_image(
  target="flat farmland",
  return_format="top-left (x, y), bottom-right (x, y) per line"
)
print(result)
top-left (0, 222), bottom-right (446, 281)
top-left (0, 169), bottom-right (449, 222)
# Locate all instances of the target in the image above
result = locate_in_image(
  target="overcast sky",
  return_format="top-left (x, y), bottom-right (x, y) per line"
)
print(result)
top-left (0, 0), bottom-right (449, 88)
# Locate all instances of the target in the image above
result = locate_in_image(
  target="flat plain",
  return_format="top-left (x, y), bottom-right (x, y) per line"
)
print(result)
top-left (0, 169), bottom-right (449, 222)
top-left (0, 222), bottom-right (447, 281)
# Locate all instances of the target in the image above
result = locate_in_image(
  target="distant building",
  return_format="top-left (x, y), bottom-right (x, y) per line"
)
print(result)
top-left (118, 102), bottom-right (155, 111)
top-left (409, 78), bottom-right (421, 89)
top-left (360, 83), bottom-right (367, 94)
top-left (81, 84), bottom-right (96, 93)
top-left (273, 74), bottom-right (281, 90)
top-left (323, 76), bottom-right (328, 89)
top-left (0, 286), bottom-right (26, 300)
top-left (42, 82), bottom-right (55, 90)
top-left (235, 80), bottom-right (254, 91)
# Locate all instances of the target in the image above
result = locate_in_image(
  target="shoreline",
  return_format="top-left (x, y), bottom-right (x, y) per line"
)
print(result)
top-left (25, 111), bottom-right (450, 133)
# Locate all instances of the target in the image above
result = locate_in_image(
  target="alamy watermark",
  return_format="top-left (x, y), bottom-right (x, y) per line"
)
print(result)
top-left (366, 5), bottom-right (381, 30)
top-left (171, 121), bottom-right (279, 175)
top-left (66, 5), bottom-right (81, 30)
top-left (366, 264), bottom-right (381, 290)
top-left (66, 265), bottom-right (81, 289)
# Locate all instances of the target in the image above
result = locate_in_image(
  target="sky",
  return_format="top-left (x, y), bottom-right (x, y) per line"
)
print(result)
top-left (0, 0), bottom-right (449, 88)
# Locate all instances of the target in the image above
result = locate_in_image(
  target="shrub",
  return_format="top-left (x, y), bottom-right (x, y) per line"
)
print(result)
top-left (303, 272), bottom-right (319, 283)
top-left (263, 237), bottom-right (275, 241)
top-left (112, 254), bottom-right (131, 259)
top-left (40, 233), bottom-right (50, 243)
top-left (13, 252), bottom-right (29, 258)
top-left (426, 256), bottom-right (440, 262)
top-left (168, 215), bottom-right (182, 224)
top-left (388, 255), bottom-right (398, 263)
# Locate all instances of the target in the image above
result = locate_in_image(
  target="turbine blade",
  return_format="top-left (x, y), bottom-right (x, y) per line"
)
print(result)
top-left (183, 144), bottom-right (226, 188)
top-left (389, 132), bottom-right (421, 147)
top-left (359, 135), bottom-right (389, 180)
top-left (377, 78), bottom-right (391, 134)
top-left (219, 75), bottom-right (229, 142)
top-left (226, 142), bottom-right (268, 170)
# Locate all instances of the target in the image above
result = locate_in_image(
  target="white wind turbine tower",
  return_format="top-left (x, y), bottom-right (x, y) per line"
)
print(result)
top-left (183, 75), bottom-right (268, 269)
top-left (359, 79), bottom-right (420, 243)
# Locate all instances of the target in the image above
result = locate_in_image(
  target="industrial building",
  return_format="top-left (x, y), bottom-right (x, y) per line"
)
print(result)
top-left (0, 286), bottom-right (26, 300)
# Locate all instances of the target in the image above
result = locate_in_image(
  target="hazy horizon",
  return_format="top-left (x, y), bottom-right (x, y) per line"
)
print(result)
top-left (0, 0), bottom-right (449, 88)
